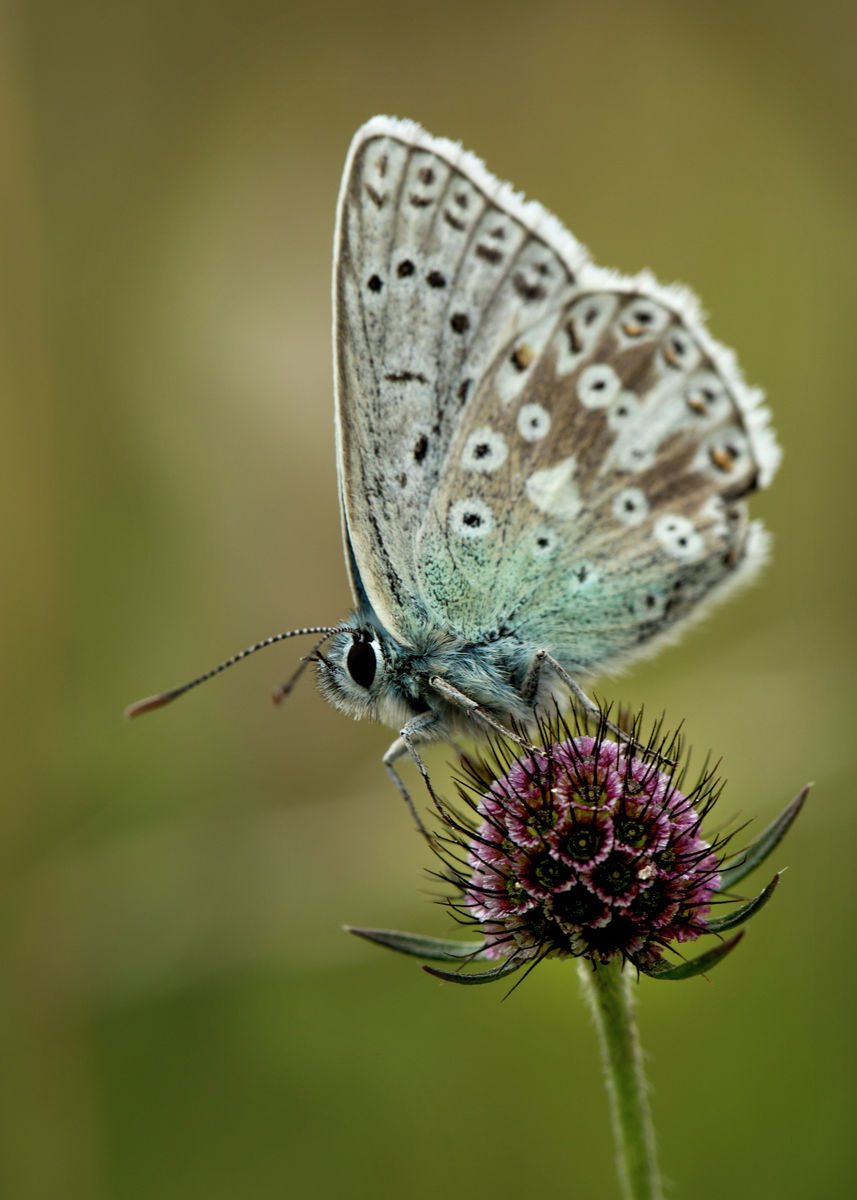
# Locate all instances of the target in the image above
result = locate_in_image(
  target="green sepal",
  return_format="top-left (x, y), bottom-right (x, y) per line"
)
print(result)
top-left (641, 931), bottom-right (744, 980)
top-left (704, 873), bottom-right (780, 933)
top-left (717, 785), bottom-right (810, 892)
top-left (422, 958), bottom-right (524, 985)
top-left (346, 926), bottom-right (488, 962)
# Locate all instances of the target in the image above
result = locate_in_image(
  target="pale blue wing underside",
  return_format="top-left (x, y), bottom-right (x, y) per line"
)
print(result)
top-left (415, 285), bottom-right (777, 673)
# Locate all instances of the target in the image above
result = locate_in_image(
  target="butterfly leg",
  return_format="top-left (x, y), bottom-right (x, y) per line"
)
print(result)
top-left (520, 650), bottom-right (603, 716)
top-left (523, 650), bottom-right (675, 765)
top-left (383, 712), bottom-right (447, 836)
top-left (429, 676), bottom-right (538, 749)
top-left (521, 649), bottom-right (629, 738)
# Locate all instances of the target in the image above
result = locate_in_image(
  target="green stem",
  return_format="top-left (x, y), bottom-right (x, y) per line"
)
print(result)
top-left (577, 958), bottom-right (663, 1200)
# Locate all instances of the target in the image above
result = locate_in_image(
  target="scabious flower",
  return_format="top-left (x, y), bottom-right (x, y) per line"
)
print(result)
top-left (445, 719), bottom-right (723, 972)
top-left (350, 708), bottom-right (806, 986)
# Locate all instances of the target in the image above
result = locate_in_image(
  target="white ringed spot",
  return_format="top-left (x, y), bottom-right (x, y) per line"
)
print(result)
top-left (619, 298), bottom-right (669, 341)
top-left (684, 370), bottom-right (731, 421)
top-left (697, 428), bottom-right (753, 480)
top-left (653, 514), bottom-right (705, 562)
top-left (449, 497), bottom-right (495, 539)
top-left (530, 526), bottom-right (559, 558)
top-left (517, 402), bottom-right (551, 441)
top-left (461, 427), bottom-right (508, 473)
top-left (612, 487), bottom-right (649, 527)
top-left (607, 390), bottom-right (641, 433)
top-left (661, 328), bottom-right (700, 372)
top-left (577, 363), bottom-right (621, 409)
top-left (615, 441), bottom-right (657, 473)
top-left (632, 588), bottom-right (668, 621)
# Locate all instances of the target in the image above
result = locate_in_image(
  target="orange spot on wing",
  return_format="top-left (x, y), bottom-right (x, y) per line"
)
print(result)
top-left (709, 447), bottom-right (734, 472)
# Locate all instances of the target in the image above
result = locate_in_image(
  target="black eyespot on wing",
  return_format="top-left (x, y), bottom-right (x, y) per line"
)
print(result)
top-left (346, 639), bottom-right (377, 689)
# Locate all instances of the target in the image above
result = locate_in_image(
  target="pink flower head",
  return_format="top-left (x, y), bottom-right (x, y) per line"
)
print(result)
top-left (445, 718), bottom-right (728, 969)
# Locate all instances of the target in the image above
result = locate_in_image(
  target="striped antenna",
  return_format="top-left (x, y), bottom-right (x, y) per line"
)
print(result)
top-left (124, 626), bottom-right (342, 719)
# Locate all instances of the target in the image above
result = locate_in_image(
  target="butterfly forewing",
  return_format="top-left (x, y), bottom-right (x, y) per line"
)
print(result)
top-left (333, 117), bottom-right (586, 645)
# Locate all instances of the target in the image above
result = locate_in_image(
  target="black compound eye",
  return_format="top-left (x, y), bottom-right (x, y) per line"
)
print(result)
top-left (346, 639), bottom-right (377, 689)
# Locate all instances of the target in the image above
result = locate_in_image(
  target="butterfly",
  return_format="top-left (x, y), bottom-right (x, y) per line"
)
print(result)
top-left (128, 116), bottom-right (780, 819)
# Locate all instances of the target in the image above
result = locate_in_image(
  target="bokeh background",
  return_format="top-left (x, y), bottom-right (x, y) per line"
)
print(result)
top-left (3, 1), bottom-right (855, 1196)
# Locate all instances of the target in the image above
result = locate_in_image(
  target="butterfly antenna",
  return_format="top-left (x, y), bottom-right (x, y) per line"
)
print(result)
top-left (124, 626), bottom-right (341, 719)
top-left (271, 631), bottom-right (337, 704)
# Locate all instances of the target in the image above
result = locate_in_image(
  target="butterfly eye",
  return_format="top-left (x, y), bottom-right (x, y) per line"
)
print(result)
top-left (346, 639), bottom-right (378, 689)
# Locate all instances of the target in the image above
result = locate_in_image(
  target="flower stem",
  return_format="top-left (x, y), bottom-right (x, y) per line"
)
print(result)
top-left (577, 958), bottom-right (663, 1200)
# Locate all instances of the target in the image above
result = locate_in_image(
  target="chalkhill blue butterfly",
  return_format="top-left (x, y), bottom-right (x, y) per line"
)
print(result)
top-left (128, 116), bottom-right (780, 816)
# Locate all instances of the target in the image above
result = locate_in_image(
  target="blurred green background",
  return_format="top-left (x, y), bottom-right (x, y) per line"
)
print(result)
top-left (2, 0), bottom-right (855, 1196)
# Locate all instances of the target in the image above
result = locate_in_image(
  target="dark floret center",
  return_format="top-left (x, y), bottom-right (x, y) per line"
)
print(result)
top-left (525, 804), bottom-right (557, 838)
top-left (553, 887), bottom-right (604, 927)
top-left (561, 827), bottom-right (603, 861)
top-left (614, 817), bottom-right (648, 849)
top-left (574, 782), bottom-right (607, 807)
top-left (591, 852), bottom-right (637, 897)
top-left (532, 855), bottom-right (568, 891)
top-left (629, 882), bottom-right (667, 919)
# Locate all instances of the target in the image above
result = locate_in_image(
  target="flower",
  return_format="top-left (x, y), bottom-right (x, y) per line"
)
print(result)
top-left (442, 716), bottom-right (724, 971)
top-left (348, 709), bottom-right (808, 986)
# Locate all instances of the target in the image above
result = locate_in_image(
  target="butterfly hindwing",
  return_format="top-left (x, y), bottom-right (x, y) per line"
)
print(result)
top-left (414, 277), bottom-right (778, 673)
